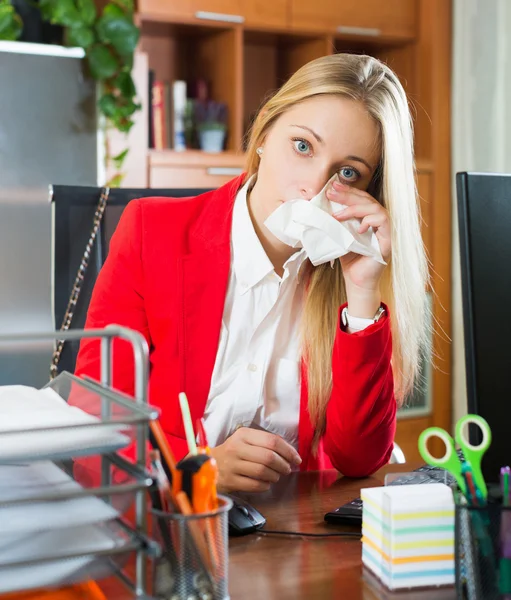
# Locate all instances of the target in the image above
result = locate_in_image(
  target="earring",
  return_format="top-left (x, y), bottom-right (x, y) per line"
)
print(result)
top-left (256, 146), bottom-right (263, 156)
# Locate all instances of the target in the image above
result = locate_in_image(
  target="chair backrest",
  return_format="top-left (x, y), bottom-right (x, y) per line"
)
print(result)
top-left (51, 185), bottom-right (212, 375)
top-left (456, 171), bottom-right (511, 483)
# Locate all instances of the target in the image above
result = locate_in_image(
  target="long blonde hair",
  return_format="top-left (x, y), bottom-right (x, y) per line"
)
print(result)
top-left (244, 54), bottom-right (429, 446)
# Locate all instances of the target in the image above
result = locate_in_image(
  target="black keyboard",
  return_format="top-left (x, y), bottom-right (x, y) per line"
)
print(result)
top-left (324, 462), bottom-right (457, 526)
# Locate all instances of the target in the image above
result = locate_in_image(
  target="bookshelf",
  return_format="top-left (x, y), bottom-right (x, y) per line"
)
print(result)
top-left (108, 0), bottom-right (452, 463)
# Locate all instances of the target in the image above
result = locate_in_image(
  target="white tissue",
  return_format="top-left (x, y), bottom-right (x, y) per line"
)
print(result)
top-left (264, 174), bottom-right (386, 266)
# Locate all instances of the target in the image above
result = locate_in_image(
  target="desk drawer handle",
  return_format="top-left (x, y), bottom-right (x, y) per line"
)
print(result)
top-left (337, 25), bottom-right (381, 37)
top-left (195, 11), bottom-right (245, 24)
top-left (207, 167), bottom-right (244, 176)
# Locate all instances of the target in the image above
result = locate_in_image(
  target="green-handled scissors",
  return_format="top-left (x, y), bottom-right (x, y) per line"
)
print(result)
top-left (418, 414), bottom-right (492, 499)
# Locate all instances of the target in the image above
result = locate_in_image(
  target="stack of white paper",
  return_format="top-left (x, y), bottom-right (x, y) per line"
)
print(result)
top-left (0, 385), bottom-right (130, 459)
top-left (0, 461), bottom-right (121, 593)
top-left (0, 525), bottom-right (118, 593)
top-left (361, 483), bottom-right (455, 590)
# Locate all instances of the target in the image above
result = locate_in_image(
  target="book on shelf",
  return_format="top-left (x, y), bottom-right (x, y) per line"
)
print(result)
top-left (151, 80), bottom-right (169, 150)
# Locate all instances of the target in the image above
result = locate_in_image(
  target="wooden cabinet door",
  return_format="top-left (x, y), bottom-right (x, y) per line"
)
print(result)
top-left (290, 0), bottom-right (341, 33)
top-left (243, 0), bottom-right (288, 29)
top-left (138, 0), bottom-right (288, 27)
top-left (291, 0), bottom-right (417, 39)
top-left (193, 0), bottom-right (288, 28)
top-left (417, 171), bottom-right (432, 261)
top-left (137, 0), bottom-right (195, 20)
top-left (337, 0), bottom-right (417, 40)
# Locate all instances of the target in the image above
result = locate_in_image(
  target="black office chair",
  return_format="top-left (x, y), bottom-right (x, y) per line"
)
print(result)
top-left (51, 185), bottom-right (212, 376)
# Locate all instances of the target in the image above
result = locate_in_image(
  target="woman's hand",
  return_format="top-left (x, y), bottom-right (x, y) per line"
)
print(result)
top-left (209, 427), bottom-right (302, 494)
top-left (327, 179), bottom-right (391, 317)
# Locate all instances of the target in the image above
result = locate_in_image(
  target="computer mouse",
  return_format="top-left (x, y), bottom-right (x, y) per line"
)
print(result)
top-left (227, 496), bottom-right (266, 537)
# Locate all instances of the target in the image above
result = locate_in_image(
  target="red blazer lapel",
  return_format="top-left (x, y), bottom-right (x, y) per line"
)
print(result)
top-left (177, 175), bottom-right (244, 429)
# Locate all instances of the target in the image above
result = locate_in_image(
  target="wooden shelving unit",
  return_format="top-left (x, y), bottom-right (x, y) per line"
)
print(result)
top-left (110, 0), bottom-right (452, 463)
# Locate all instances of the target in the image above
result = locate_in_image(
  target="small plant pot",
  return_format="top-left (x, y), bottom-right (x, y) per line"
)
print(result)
top-left (199, 129), bottom-right (226, 153)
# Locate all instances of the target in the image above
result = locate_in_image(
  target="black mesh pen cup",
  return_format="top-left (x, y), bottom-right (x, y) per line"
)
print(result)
top-left (151, 495), bottom-right (232, 600)
top-left (455, 495), bottom-right (511, 600)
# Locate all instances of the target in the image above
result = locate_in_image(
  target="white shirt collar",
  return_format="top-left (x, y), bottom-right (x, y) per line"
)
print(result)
top-left (231, 176), bottom-right (307, 295)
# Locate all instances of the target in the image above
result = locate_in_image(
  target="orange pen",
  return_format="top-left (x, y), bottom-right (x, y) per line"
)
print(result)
top-left (149, 420), bottom-right (177, 478)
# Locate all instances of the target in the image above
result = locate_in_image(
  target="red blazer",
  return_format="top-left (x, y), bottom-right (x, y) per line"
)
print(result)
top-left (75, 174), bottom-right (396, 476)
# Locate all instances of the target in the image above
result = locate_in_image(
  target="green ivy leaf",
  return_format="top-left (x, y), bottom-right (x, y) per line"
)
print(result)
top-left (67, 24), bottom-right (95, 48)
top-left (103, 3), bottom-right (125, 18)
top-left (118, 99), bottom-right (140, 117)
top-left (119, 52), bottom-right (133, 71)
top-left (110, 0), bottom-right (134, 13)
top-left (77, 0), bottom-right (96, 26)
top-left (114, 71), bottom-right (136, 98)
top-left (112, 148), bottom-right (128, 169)
top-left (87, 44), bottom-right (119, 80)
top-left (37, 0), bottom-right (55, 22)
top-left (50, 0), bottom-right (82, 27)
top-left (96, 12), bottom-right (139, 56)
top-left (107, 173), bottom-right (125, 188)
top-left (99, 93), bottom-right (118, 118)
top-left (111, 113), bottom-right (134, 133)
top-left (0, 5), bottom-right (22, 41)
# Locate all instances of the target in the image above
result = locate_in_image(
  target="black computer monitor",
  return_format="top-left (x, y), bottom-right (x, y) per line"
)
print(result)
top-left (456, 171), bottom-right (511, 483)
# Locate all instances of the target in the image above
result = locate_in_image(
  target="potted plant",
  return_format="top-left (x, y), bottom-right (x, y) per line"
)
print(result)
top-left (0, 0), bottom-right (140, 186)
top-left (194, 100), bottom-right (228, 153)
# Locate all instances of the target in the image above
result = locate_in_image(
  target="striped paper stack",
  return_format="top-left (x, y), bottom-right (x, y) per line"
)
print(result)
top-left (361, 483), bottom-right (455, 590)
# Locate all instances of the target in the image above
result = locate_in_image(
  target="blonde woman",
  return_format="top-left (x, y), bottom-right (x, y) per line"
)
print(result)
top-left (76, 53), bottom-right (429, 494)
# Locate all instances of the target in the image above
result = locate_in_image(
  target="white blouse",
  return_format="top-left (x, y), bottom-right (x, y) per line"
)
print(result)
top-left (203, 178), bottom-right (307, 450)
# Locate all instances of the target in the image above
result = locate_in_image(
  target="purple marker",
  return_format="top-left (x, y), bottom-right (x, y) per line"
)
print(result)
top-left (500, 467), bottom-right (511, 595)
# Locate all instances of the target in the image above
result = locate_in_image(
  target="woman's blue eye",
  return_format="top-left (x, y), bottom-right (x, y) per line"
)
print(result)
top-left (339, 167), bottom-right (359, 181)
top-left (293, 139), bottom-right (311, 154)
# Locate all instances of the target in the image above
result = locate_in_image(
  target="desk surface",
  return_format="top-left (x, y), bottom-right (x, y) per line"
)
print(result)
top-left (101, 465), bottom-right (457, 600)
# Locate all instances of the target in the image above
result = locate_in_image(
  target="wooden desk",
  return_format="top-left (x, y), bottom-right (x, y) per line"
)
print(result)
top-left (101, 465), bottom-right (456, 599)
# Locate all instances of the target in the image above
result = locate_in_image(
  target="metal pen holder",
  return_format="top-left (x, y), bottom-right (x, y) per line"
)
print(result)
top-left (0, 326), bottom-right (157, 597)
top-left (151, 496), bottom-right (233, 600)
top-left (455, 495), bottom-right (511, 600)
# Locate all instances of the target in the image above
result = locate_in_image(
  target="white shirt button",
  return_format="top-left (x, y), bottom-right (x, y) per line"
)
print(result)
top-left (247, 363), bottom-right (258, 372)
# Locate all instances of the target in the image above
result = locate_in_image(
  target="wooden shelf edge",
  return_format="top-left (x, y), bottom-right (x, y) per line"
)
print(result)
top-left (149, 149), bottom-right (246, 168)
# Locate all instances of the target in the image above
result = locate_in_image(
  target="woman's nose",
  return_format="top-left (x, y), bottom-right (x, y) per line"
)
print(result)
top-left (299, 173), bottom-right (330, 200)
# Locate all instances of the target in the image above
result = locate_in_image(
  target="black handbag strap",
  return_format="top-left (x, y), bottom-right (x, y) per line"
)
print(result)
top-left (50, 186), bottom-right (110, 379)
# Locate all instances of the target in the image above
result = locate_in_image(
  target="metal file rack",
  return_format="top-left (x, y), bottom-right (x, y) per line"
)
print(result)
top-left (0, 326), bottom-right (158, 597)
